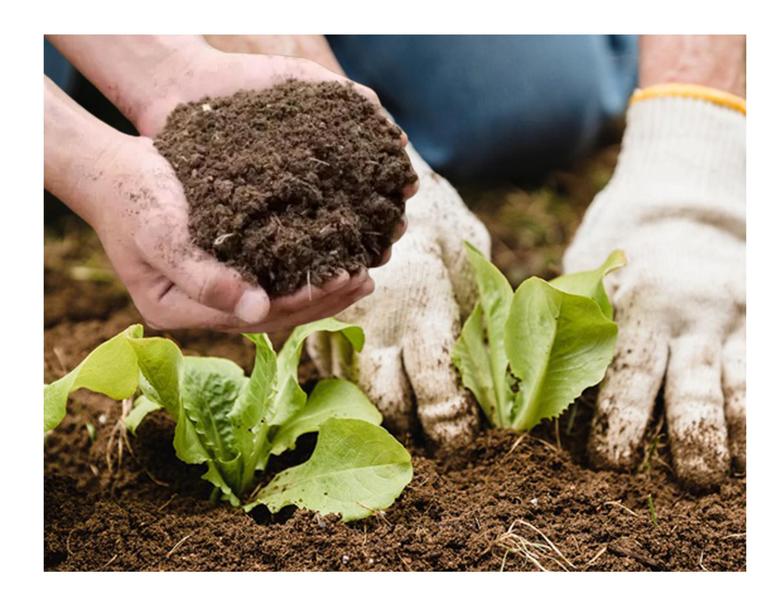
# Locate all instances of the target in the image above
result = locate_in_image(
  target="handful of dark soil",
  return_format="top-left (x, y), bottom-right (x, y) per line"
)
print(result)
top-left (155, 81), bottom-right (416, 297)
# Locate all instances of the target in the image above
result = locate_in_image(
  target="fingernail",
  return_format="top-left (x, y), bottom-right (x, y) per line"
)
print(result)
top-left (234, 289), bottom-right (270, 323)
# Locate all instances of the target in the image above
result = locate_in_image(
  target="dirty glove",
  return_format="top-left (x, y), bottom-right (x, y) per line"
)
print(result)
top-left (563, 88), bottom-right (746, 489)
top-left (307, 147), bottom-right (491, 447)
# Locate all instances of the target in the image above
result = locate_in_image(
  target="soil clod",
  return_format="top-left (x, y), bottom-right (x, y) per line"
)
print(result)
top-left (154, 81), bottom-right (417, 297)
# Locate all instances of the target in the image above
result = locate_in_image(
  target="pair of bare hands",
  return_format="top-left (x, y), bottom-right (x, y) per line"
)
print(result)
top-left (45, 36), bottom-right (413, 332)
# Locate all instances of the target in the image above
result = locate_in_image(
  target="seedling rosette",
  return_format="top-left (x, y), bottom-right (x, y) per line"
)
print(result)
top-left (453, 243), bottom-right (626, 431)
top-left (44, 318), bottom-right (412, 522)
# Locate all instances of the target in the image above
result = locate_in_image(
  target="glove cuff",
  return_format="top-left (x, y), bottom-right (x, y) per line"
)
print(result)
top-left (608, 93), bottom-right (746, 214)
top-left (630, 83), bottom-right (746, 116)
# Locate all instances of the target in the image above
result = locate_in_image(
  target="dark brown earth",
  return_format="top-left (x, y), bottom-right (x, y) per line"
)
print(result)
top-left (44, 302), bottom-right (746, 572)
top-left (154, 81), bottom-right (416, 297)
top-left (44, 142), bottom-right (745, 571)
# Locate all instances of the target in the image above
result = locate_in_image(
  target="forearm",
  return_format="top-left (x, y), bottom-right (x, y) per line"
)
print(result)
top-left (44, 76), bottom-right (128, 226)
top-left (639, 35), bottom-right (745, 97)
top-left (47, 35), bottom-right (209, 134)
top-left (204, 34), bottom-right (345, 74)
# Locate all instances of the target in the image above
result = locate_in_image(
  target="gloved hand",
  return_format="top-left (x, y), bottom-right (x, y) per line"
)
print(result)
top-left (563, 90), bottom-right (746, 489)
top-left (307, 146), bottom-right (491, 447)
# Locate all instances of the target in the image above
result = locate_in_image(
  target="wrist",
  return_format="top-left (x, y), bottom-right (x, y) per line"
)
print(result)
top-left (48, 35), bottom-right (212, 136)
top-left (45, 77), bottom-right (131, 227)
top-left (608, 97), bottom-right (745, 219)
top-left (130, 40), bottom-right (216, 136)
top-left (639, 35), bottom-right (746, 98)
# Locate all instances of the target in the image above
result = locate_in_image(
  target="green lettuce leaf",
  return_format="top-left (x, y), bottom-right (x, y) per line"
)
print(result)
top-left (175, 356), bottom-right (251, 503)
top-left (128, 336), bottom-right (183, 418)
top-left (245, 318), bottom-right (364, 430)
top-left (549, 249), bottom-right (626, 319)
top-left (505, 277), bottom-right (618, 430)
top-left (452, 243), bottom-right (515, 426)
top-left (241, 333), bottom-right (277, 428)
top-left (453, 248), bottom-right (624, 432)
top-left (44, 324), bottom-right (143, 431)
top-left (452, 303), bottom-right (497, 424)
top-left (268, 379), bottom-right (382, 456)
top-left (45, 320), bottom-right (413, 519)
top-left (124, 395), bottom-right (162, 435)
top-left (247, 418), bottom-right (413, 522)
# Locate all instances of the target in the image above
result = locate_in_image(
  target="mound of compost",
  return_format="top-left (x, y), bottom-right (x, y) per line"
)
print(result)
top-left (154, 81), bottom-right (416, 297)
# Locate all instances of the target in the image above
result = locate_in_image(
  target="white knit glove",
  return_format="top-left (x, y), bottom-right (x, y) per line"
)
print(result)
top-left (563, 94), bottom-right (746, 489)
top-left (307, 146), bottom-right (491, 447)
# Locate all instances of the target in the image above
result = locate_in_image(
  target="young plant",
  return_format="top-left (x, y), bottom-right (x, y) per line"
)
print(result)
top-left (453, 243), bottom-right (626, 431)
top-left (44, 319), bottom-right (413, 522)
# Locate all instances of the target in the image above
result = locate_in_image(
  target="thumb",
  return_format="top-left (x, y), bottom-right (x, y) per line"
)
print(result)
top-left (152, 246), bottom-right (270, 324)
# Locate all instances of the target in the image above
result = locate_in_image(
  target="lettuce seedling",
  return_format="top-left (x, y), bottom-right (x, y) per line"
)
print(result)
top-left (44, 319), bottom-right (413, 521)
top-left (453, 243), bottom-right (626, 431)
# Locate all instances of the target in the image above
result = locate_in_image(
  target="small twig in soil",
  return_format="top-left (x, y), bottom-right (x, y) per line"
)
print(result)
top-left (607, 541), bottom-right (663, 570)
top-left (157, 493), bottom-right (177, 512)
top-left (306, 270), bottom-right (313, 301)
top-left (292, 176), bottom-right (321, 197)
top-left (306, 157), bottom-right (330, 167)
top-left (142, 468), bottom-right (170, 488)
top-left (531, 436), bottom-right (561, 455)
top-left (504, 434), bottom-right (528, 458)
top-left (65, 530), bottom-right (76, 557)
top-left (722, 532), bottom-right (746, 540)
top-left (355, 502), bottom-right (390, 526)
top-left (495, 519), bottom-right (576, 572)
top-left (52, 346), bottom-right (69, 377)
top-left (101, 553), bottom-right (119, 569)
top-left (553, 419), bottom-right (561, 450)
top-left (582, 545), bottom-right (608, 570)
top-left (397, 552), bottom-right (412, 572)
top-left (166, 533), bottom-right (194, 559)
top-left (105, 398), bottom-right (136, 475)
top-left (499, 549), bottom-right (511, 572)
top-left (603, 500), bottom-right (641, 518)
top-left (698, 550), bottom-right (708, 571)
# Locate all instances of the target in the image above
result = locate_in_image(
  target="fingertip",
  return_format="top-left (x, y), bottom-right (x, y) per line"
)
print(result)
top-left (402, 178), bottom-right (419, 201)
top-left (233, 288), bottom-right (270, 324)
top-left (356, 277), bottom-right (375, 298)
top-left (393, 216), bottom-right (408, 242)
top-left (375, 248), bottom-right (392, 268)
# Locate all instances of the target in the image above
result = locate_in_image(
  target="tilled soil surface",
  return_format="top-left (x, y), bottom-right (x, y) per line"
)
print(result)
top-left (44, 305), bottom-right (746, 572)
top-left (154, 81), bottom-right (416, 297)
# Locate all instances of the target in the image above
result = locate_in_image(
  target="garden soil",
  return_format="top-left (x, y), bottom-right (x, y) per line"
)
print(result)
top-left (154, 82), bottom-right (416, 297)
top-left (44, 307), bottom-right (745, 572)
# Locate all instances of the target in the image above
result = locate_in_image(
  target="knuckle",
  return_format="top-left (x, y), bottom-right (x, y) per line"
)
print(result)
top-left (197, 270), bottom-right (242, 311)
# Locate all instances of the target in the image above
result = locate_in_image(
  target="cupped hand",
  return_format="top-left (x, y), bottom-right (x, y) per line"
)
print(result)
top-left (90, 134), bottom-right (376, 332)
top-left (101, 42), bottom-right (415, 331)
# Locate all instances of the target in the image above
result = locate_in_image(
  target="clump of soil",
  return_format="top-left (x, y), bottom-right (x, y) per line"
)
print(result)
top-left (154, 81), bottom-right (417, 297)
top-left (44, 312), bottom-right (746, 572)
